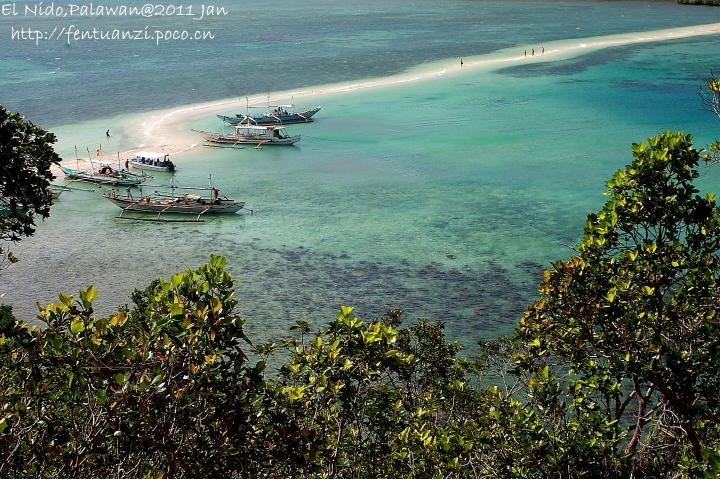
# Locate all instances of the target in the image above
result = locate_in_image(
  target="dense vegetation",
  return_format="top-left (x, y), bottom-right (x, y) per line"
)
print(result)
top-left (677, 0), bottom-right (720, 6)
top-left (0, 105), bottom-right (60, 266)
top-left (2, 130), bottom-right (720, 477)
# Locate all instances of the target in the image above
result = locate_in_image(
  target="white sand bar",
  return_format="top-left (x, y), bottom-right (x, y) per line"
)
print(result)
top-left (61, 22), bottom-right (720, 167)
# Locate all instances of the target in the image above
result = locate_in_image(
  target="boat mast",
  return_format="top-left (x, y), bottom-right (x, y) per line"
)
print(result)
top-left (86, 147), bottom-right (95, 170)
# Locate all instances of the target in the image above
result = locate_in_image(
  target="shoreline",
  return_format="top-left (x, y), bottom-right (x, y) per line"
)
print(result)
top-left (58, 22), bottom-right (720, 170)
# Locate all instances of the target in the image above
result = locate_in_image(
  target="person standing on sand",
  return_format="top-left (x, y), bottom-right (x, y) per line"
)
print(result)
top-left (460, 58), bottom-right (463, 67)
top-left (524, 50), bottom-right (527, 57)
top-left (542, 46), bottom-right (544, 54)
top-left (106, 129), bottom-right (110, 138)
top-left (531, 48), bottom-right (535, 56)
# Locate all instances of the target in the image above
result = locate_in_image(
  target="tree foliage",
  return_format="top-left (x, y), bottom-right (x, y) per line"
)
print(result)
top-left (0, 105), bottom-right (60, 242)
top-left (701, 75), bottom-right (720, 165)
top-left (676, 0), bottom-right (720, 5)
top-left (0, 256), bottom-right (291, 477)
top-left (0, 259), bottom-right (629, 478)
top-left (517, 131), bottom-right (720, 475)
top-left (272, 310), bottom-right (626, 478)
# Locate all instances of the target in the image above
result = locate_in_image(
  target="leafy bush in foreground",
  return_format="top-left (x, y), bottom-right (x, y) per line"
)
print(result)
top-left (0, 264), bottom-right (625, 478)
top-left (0, 256), bottom-right (303, 477)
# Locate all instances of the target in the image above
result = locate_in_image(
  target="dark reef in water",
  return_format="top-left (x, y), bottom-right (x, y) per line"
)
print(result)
top-left (8, 226), bottom-right (547, 354)
top-left (179, 237), bottom-right (549, 348)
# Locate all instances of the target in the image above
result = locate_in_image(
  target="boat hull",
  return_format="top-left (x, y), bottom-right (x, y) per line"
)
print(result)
top-left (62, 167), bottom-right (144, 186)
top-left (193, 129), bottom-right (301, 145)
top-left (218, 106), bottom-right (321, 126)
top-left (105, 196), bottom-right (245, 214)
top-left (129, 161), bottom-right (174, 172)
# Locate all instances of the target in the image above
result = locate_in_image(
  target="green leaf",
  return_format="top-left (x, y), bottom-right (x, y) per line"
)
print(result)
top-left (70, 319), bottom-right (84, 335)
top-left (58, 293), bottom-right (73, 306)
top-left (86, 285), bottom-right (97, 302)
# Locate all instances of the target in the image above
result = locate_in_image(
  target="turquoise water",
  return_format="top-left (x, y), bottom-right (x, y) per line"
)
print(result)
top-left (3, 1), bottom-right (720, 350)
top-left (2, 0), bottom-right (719, 126)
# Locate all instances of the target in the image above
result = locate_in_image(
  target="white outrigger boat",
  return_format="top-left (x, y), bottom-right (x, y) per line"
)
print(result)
top-left (193, 121), bottom-right (301, 146)
top-left (103, 184), bottom-right (245, 222)
top-left (127, 151), bottom-right (176, 173)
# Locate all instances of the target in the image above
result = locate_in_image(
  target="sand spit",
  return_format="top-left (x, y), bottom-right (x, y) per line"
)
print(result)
top-left (59, 22), bottom-right (720, 169)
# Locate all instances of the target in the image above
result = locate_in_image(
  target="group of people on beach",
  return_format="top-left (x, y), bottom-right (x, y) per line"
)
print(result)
top-left (459, 45), bottom-right (545, 67)
top-left (524, 46), bottom-right (545, 57)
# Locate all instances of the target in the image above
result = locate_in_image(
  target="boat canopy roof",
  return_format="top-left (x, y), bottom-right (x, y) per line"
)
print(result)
top-left (132, 151), bottom-right (168, 159)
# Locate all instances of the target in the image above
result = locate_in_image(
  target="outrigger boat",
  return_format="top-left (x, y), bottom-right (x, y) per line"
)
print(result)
top-left (61, 165), bottom-right (147, 186)
top-left (194, 121), bottom-right (301, 146)
top-left (218, 105), bottom-right (321, 126)
top-left (103, 184), bottom-right (245, 222)
top-left (127, 151), bottom-right (176, 173)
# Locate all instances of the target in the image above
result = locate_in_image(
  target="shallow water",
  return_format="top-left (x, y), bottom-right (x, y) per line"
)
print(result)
top-left (2, 1), bottom-right (720, 351)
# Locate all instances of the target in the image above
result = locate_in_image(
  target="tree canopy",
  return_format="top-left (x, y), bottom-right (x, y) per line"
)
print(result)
top-left (517, 131), bottom-right (720, 474)
top-left (676, 0), bottom-right (720, 5)
top-left (0, 105), bottom-right (60, 243)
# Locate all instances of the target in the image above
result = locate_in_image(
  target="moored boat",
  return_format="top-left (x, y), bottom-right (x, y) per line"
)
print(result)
top-left (127, 152), bottom-right (176, 172)
top-left (194, 122), bottom-right (301, 146)
top-left (217, 105), bottom-right (321, 126)
top-left (62, 165), bottom-right (146, 186)
top-left (104, 185), bottom-right (244, 222)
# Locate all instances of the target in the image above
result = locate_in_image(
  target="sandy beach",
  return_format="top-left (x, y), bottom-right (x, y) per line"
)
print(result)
top-left (63, 22), bottom-right (720, 169)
